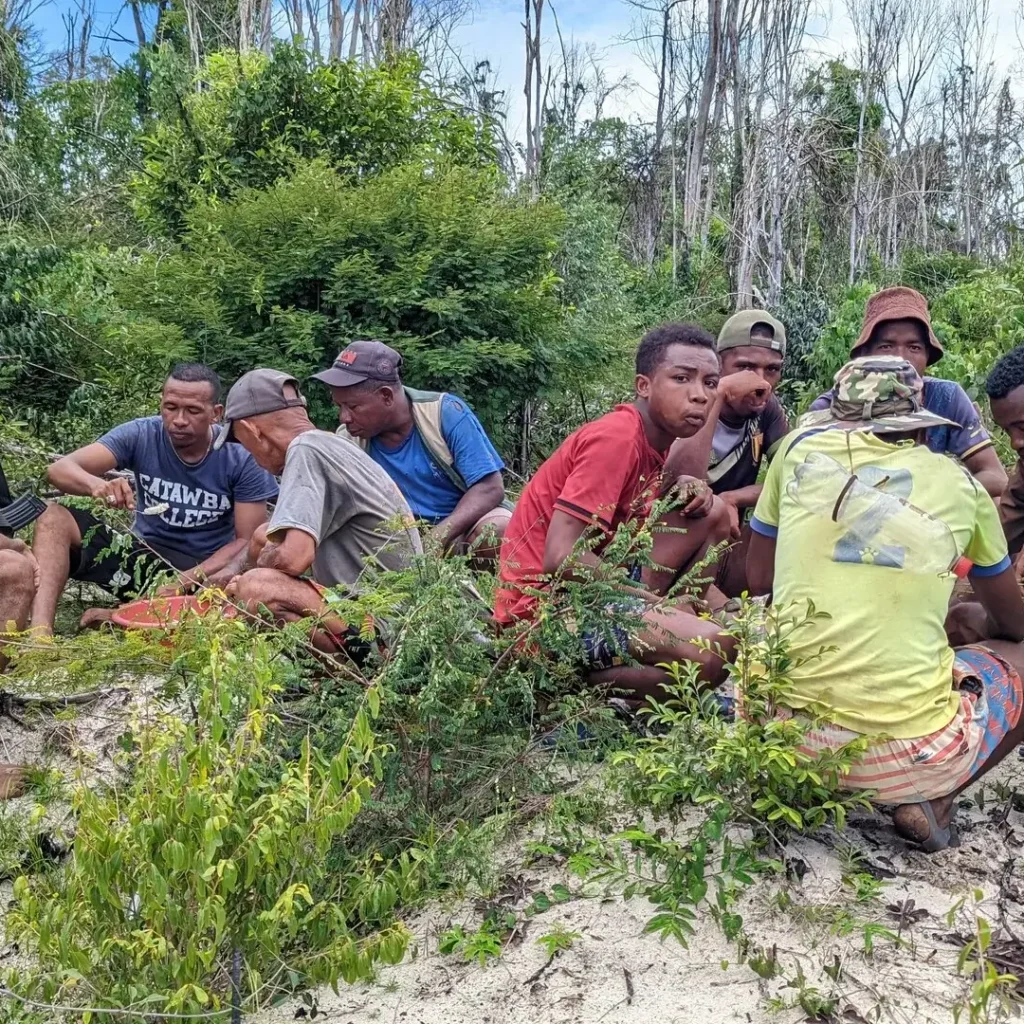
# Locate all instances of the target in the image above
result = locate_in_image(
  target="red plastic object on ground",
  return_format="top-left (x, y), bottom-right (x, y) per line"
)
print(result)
top-left (111, 594), bottom-right (237, 630)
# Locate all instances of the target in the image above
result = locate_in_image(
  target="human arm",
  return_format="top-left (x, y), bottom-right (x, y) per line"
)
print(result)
top-left (947, 485), bottom-right (1024, 643)
top-left (717, 484), bottom-right (763, 539)
top-left (430, 396), bottom-right (507, 548)
top-left (962, 446), bottom-right (1008, 501)
top-left (47, 442), bottom-right (134, 509)
top-left (255, 527), bottom-right (317, 577)
top-left (745, 527), bottom-right (776, 596)
top-left (743, 439), bottom-right (785, 596)
top-left (429, 472), bottom-right (505, 551)
top-left (663, 371), bottom-right (776, 493)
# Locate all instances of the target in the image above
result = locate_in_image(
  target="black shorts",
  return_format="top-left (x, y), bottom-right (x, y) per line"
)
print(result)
top-left (66, 506), bottom-right (174, 599)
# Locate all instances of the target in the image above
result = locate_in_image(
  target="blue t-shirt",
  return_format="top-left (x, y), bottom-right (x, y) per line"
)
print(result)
top-left (365, 394), bottom-right (505, 524)
top-left (809, 377), bottom-right (993, 460)
top-left (98, 417), bottom-right (279, 569)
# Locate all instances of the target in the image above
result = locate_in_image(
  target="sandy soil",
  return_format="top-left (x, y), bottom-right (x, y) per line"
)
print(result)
top-left (251, 757), bottom-right (1024, 1024)
top-left (0, 678), bottom-right (1021, 1024)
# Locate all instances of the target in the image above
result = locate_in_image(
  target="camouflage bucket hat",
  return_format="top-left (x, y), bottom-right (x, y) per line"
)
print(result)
top-left (799, 356), bottom-right (961, 434)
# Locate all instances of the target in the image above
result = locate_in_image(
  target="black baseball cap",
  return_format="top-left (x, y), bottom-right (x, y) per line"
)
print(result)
top-left (213, 368), bottom-right (307, 449)
top-left (312, 340), bottom-right (403, 388)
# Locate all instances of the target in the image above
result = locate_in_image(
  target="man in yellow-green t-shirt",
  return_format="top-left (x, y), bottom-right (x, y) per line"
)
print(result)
top-left (746, 356), bottom-right (1024, 852)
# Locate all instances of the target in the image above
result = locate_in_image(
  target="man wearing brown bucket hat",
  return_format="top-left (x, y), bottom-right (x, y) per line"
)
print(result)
top-left (808, 286), bottom-right (1007, 499)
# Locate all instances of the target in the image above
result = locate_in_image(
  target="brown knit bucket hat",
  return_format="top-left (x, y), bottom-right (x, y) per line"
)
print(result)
top-left (850, 286), bottom-right (943, 366)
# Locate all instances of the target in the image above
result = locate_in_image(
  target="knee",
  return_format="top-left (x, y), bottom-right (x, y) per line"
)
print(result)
top-left (0, 550), bottom-right (34, 595)
top-left (33, 502), bottom-right (76, 542)
top-left (706, 496), bottom-right (734, 542)
top-left (687, 629), bottom-right (737, 686)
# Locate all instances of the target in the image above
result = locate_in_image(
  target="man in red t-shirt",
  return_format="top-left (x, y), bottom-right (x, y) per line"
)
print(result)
top-left (496, 322), bottom-right (751, 699)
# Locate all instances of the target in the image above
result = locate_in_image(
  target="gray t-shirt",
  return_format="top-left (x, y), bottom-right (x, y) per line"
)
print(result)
top-left (269, 431), bottom-right (422, 586)
top-left (711, 420), bottom-right (745, 464)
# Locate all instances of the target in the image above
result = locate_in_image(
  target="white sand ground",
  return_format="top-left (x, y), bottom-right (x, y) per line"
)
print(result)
top-left (0, 684), bottom-right (1021, 1024)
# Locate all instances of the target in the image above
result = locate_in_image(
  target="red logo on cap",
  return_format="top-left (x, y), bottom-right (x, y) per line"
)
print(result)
top-left (339, 351), bottom-right (358, 364)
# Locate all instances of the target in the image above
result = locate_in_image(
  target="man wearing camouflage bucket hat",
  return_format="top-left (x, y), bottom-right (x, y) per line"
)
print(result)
top-left (807, 286), bottom-right (1006, 498)
top-left (746, 356), bottom-right (1024, 852)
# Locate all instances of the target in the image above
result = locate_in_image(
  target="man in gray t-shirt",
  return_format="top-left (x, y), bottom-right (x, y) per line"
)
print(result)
top-left (270, 430), bottom-right (421, 585)
top-left (217, 369), bottom-right (421, 655)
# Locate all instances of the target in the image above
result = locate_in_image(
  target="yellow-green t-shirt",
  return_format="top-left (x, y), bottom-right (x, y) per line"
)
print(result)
top-left (751, 427), bottom-right (1010, 739)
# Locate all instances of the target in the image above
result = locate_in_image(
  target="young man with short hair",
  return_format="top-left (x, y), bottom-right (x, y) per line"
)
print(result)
top-left (220, 370), bottom-right (421, 651)
top-left (495, 322), bottom-right (737, 700)
top-left (809, 286), bottom-right (1006, 498)
top-left (29, 363), bottom-right (279, 631)
top-left (314, 341), bottom-right (509, 565)
top-left (664, 309), bottom-right (790, 597)
top-left (986, 345), bottom-right (1024, 569)
top-left (748, 356), bottom-right (1024, 852)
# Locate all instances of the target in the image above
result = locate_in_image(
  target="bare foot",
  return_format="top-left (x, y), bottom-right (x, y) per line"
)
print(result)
top-left (79, 607), bottom-right (117, 630)
top-left (893, 797), bottom-right (957, 851)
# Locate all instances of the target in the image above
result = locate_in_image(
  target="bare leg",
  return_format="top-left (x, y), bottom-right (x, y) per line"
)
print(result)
top-left (229, 568), bottom-right (351, 653)
top-left (588, 603), bottom-right (736, 701)
top-left (29, 504), bottom-right (82, 635)
top-left (893, 638), bottom-right (1024, 846)
top-left (644, 496), bottom-right (733, 598)
top-left (0, 550), bottom-right (36, 672)
top-left (461, 508), bottom-right (512, 571)
top-left (715, 524), bottom-right (752, 599)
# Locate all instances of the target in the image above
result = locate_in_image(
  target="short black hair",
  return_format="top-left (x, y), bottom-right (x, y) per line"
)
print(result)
top-left (636, 322), bottom-right (717, 377)
top-left (167, 363), bottom-right (222, 403)
top-left (986, 346), bottom-right (1024, 400)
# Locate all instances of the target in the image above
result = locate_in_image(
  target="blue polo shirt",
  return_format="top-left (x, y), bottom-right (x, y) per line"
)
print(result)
top-left (365, 395), bottom-right (504, 524)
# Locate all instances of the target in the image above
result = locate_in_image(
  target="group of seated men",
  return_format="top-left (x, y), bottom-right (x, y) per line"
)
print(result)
top-left (3, 285), bottom-right (1024, 851)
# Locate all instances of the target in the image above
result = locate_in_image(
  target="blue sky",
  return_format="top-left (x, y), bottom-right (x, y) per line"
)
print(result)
top-left (26, 0), bottom-right (1024, 138)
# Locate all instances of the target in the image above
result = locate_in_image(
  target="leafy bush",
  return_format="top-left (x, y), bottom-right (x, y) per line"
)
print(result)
top-left (115, 159), bottom-right (566, 449)
top-left (134, 45), bottom-right (493, 236)
top-left (6, 621), bottom-right (412, 1019)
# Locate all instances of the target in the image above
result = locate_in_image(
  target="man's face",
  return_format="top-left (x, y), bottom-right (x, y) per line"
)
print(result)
top-left (329, 383), bottom-right (396, 439)
top-left (233, 419), bottom-right (286, 475)
top-left (160, 379), bottom-right (222, 451)
top-left (864, 319), bottom-right (930, 375)
top-left (638, 343), bottom-right (720, 439)
top-left (991, 384), bottom-right (1024, 459)
top-left (720, 343), bottom-right (782, 417)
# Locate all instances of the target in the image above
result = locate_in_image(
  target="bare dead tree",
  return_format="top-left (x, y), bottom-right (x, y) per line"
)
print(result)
top-left (522, 0), bottom-right (543, 195)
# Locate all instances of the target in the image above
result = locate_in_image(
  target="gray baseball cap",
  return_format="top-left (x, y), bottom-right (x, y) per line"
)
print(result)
top-left (312, 340), bottom-right (403, 388)
top-left (213, 368), bottom-right (307, 450)
top-left (717, 309), bottom-right (787, 357)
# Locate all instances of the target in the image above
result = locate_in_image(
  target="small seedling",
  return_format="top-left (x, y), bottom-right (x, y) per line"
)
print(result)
top-left (536, 924), bottom-right (581, 957)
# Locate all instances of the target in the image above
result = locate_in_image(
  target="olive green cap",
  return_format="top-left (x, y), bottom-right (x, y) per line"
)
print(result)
top-left (717, 309), bottom-right (787, 357)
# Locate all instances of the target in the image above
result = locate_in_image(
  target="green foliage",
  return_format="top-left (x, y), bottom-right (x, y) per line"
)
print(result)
top-left (116, 158), bottom-right (565, 448)
top-left (536, 924), bottom-right (581, 957)
top-left (134, 45), bottom-right (493, 236)
top-left (5, 619), bottom-right (413, 1018)
top-left (438, 917), bottom-right (510, 966)
top-left (614, 602), bottom-right (870, 835)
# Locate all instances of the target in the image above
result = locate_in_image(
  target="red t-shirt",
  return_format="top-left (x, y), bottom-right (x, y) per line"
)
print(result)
top-left (495, 404), bottom-right (665, 625)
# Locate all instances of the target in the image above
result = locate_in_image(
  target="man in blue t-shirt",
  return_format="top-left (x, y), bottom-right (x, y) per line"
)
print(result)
top-left (807, 286), bottom-right (1007, 499)
top-left (312, 340), bottom-right (510, 566)
top-left (29, 363), bottom-right (279, 632)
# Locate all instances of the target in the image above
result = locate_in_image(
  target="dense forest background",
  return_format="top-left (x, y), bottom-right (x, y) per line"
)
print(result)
top-left (4, 0), bottom-right (1024, 472)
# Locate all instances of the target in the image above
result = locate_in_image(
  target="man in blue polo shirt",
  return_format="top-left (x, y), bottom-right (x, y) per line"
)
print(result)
top-left (313, 341), bottom-right (510, 566)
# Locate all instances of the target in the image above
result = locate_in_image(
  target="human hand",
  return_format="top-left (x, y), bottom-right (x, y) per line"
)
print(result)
top-left (673, 475), bottom-right (715, 518)
top-left (719, 371), bottom-right (772, 417)
top-left (91, 476), bottom-right (135, 511)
